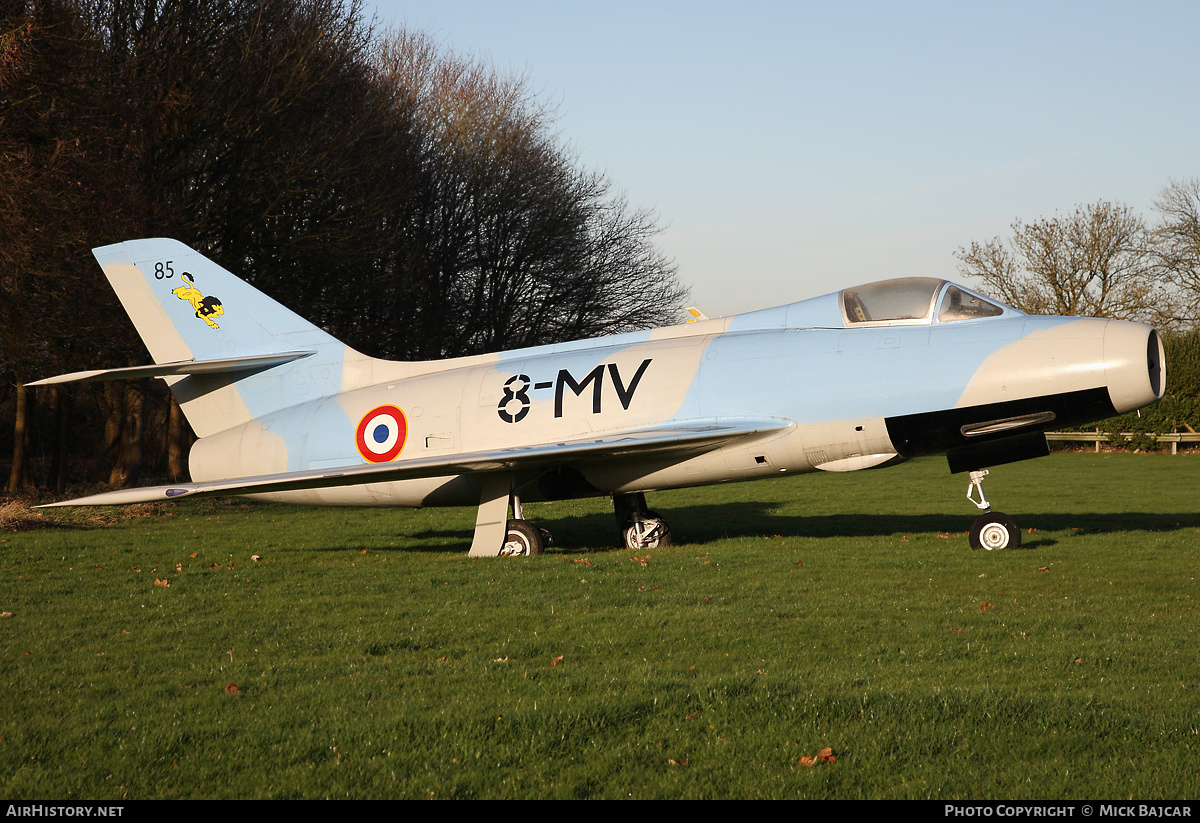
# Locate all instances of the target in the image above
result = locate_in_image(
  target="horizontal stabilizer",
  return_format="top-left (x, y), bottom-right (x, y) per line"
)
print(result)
top-left (26, 351), bottom-right (315, 386)
top-left (39, 418), bottom-right (792, 507)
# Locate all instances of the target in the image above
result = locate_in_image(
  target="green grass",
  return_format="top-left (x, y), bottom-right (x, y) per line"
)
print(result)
top-left (2, 453), bottom-right (1199, 799)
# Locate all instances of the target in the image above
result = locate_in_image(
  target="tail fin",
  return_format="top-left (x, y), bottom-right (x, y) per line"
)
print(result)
top-left (94, 238), bottom-right (340, 364)
top-left (91, 239), bottom-right (352, 437)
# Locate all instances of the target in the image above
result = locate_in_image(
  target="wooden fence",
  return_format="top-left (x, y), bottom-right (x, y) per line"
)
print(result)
top-left (1045, 432), bottom-right (1200, 454)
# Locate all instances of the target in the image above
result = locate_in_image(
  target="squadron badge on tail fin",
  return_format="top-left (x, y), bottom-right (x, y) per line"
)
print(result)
top-left (172, 272), bottom-right (224, 328)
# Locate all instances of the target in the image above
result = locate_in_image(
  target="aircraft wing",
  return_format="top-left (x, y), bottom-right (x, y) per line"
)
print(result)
top-left (40, 417), bottom-right (791, 507)
top-left (25, 352), bottom-right (316, 386)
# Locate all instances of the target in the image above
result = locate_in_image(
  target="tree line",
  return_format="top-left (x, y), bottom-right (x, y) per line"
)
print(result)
top-left (0, 0), bottom-right (689, 493)
top-left (956, 179), bottom-right (1200, 329)
top-left (956, 179), bottom-right (1200, 447)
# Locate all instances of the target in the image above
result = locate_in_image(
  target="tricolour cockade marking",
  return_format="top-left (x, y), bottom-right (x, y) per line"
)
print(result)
top-left (356, 405), bottom-right (407, 462)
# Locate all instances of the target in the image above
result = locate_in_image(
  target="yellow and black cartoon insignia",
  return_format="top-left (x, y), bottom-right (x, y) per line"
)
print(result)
top-left (172, 272), bottom-right (224, 329)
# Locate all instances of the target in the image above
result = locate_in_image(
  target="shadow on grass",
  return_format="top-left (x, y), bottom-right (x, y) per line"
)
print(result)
top-left (363, 503), bottom-right (1200, 554)
top-left (25, 498), bottom-right (1199, 553)
top-left (529, 503), bottom-right (1200, 552)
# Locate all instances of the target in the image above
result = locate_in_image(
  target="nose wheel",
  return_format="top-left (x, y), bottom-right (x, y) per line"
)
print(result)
top-left (966, 470), bottom-right (1021, 550)
top-left (969, 511), bottom-right (1019, 550)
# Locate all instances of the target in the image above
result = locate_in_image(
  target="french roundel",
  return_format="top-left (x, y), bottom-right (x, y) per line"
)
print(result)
top-left (355, 405), bottom-right (407, 463)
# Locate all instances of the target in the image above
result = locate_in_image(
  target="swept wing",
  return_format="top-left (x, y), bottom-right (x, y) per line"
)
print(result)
top-left (39, 418), bottom-right (791, 507)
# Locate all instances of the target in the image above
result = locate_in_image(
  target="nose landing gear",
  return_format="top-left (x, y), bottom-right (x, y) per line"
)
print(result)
top-left (966, 470), bottom-right (1021, 550)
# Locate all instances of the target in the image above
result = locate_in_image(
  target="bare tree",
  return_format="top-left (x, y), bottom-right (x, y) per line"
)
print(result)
top-left (1151, 178), bottom-right (1200, 326)
top-left (367, 28), bottom-right (688, 359)
top-left (0, 1), bottom-right (136, 490)
top-left (956, 202), bottom-right (1165, 324)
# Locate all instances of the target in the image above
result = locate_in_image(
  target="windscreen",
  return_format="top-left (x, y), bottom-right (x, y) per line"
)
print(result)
top-left (937, 285), bottom-right (1004, 321)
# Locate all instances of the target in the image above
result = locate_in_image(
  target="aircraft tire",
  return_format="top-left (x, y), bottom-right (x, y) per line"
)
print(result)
top-left (502, 519), bottom-right (544, 556)
top-left (969, 512), bottom-right (1020, 551)
top-left (622, 511), bottom-right (673, 550)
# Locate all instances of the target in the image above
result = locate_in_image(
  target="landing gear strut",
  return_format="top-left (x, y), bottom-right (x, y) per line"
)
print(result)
top-left (965, 469), bottom-right (1020, 550)
top-left (613, 492), bottom-right (672, 549)
top-left (500, 488), bottom-right (552, 556)
top-left (469, 474), bottom-right (552, 557)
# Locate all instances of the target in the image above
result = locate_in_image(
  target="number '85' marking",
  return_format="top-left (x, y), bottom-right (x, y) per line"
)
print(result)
top-left (154, 261), bottom-right (175, 279)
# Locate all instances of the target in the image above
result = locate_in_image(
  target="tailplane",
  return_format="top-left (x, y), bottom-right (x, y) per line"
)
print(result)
top-left (39, 239), bottom-right (355, 437)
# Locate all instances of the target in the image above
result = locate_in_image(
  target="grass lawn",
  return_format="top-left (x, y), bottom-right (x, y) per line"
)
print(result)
top-left (2, 452), bottom-right (1199, 799)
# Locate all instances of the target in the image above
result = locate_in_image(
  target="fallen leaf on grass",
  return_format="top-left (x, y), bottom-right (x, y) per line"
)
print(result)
top-left (631, 556), bottom-right (650, 566)
top-left (153, 579), bottom-right (170, 587)
top-left (950, 626), bottom-right (963, 632)
top-left (980, 602), bottom-right (992, 612)
top-left (550, 655), bottom-right (564, 667)
top-left (668, 759), bottom-right (689, 766)
top-left (224, 683), bottom-right (241, 694)
top-left (800, 746), bottom-right (837, 766)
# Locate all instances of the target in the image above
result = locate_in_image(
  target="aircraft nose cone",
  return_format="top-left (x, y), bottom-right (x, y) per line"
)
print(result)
top-left (1104, 320), bottom-right (1165, 414)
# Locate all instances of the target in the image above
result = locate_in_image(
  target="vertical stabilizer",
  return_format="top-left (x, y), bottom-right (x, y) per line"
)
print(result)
top-left (93, 239), bottom-right (351, 436)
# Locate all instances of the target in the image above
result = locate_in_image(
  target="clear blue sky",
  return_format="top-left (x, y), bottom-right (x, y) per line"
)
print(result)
top-left (368, 1), bottom-right (1200, 315)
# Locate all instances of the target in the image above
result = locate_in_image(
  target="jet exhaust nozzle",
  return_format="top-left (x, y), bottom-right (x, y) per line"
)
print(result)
top-left (1105, 321), bottom-right (1165, 414)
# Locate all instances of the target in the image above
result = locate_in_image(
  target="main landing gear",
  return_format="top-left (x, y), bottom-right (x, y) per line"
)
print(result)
top-left (469, 475), bottom-right (553, 557)
top-left (500, 491), bottom-right (553, 557)
top-left (965, 469), bottom-right (1020, 550)
top-left (613, 492), bottom-right (673, 549)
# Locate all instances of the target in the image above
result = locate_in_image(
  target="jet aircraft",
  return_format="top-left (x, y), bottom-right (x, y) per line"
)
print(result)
top-left (32, 239), bottom-right (1165, 554)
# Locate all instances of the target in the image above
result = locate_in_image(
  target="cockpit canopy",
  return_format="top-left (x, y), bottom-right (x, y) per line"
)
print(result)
top-left (840, 278), bottom-right (1008, 327)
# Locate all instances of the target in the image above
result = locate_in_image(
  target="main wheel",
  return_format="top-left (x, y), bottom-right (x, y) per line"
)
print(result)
top-left (501, 519), bottom-right (544, 556)
top-left (969, 511), bottom-right (1020, 551)
top-left (621, 510), bottom-right (672, 549)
